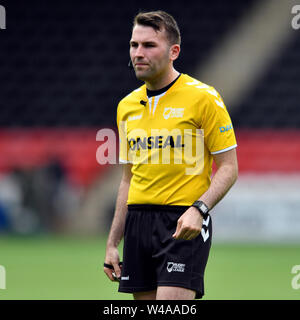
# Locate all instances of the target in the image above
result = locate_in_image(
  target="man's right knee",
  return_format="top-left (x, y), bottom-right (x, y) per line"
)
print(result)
top-left (133, 289), bottom-right (157, 300)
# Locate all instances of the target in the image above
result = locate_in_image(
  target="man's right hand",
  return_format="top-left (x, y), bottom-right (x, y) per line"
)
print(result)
top-left (104, 247), bottom-right (122, 282)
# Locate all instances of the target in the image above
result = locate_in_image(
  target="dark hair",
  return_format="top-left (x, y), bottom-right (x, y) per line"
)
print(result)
top-left (133, 10), bottom-right (181, 45)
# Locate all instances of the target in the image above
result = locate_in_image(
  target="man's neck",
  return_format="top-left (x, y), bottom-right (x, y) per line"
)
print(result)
top-left (145, 69), bottom-right (180, 91)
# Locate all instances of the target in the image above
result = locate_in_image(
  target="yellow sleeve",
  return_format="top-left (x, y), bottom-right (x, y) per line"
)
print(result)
top-left (117, 102), bottom-right (131, 163)
top-left (200, 88), bottom-right (237, 154)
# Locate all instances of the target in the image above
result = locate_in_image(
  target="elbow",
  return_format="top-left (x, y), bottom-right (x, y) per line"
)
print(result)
top-left (232, 162), bottom-right (239, 185)
top-left (226, 160), bottom-right (238, 187)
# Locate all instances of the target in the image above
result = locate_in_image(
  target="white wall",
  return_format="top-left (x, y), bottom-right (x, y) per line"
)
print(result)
top-left (212, 174), bottom-right (300, 243)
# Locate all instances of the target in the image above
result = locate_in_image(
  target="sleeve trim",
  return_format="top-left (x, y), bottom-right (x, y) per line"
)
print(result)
top-left (211, 144), bottom-right (237, 155)
top-left (119, 159), bottom-right (132, 164)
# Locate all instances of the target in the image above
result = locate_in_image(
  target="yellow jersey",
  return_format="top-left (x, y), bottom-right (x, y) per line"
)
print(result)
top-left (117, 73), bottom-right (237, 206)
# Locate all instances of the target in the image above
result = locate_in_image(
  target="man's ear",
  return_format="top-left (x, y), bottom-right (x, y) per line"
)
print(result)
top-left (170, 44), bottom-right (180, 61)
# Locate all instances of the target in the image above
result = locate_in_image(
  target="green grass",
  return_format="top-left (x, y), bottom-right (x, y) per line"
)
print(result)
top-left (0, 235), bottom-right (299, 300)
top-left (205, 243), bottom-right (300, 299)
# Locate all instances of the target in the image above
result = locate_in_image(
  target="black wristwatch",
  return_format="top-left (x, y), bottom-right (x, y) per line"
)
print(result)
top-left (191, 200), bottom-right (210, 219)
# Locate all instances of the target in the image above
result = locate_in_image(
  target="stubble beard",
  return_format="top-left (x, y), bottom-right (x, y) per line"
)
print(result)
top-left (134, 50), bottom-right (170, 83)
top-left (134, 65), bottom-right (155, 82)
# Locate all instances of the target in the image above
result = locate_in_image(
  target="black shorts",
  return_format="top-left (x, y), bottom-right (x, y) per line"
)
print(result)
top-left (118, 204), bottom-right (212, 299)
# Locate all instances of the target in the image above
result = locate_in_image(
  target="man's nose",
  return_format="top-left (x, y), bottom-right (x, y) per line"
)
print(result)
top-left (134, 45), bottom-right (145, 58)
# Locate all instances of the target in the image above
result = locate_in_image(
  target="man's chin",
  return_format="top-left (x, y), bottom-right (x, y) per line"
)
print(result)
top-left (134, 70), bottom-right (152, 82)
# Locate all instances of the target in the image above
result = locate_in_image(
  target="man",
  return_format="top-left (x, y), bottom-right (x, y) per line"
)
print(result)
top-left (104, 10), bottom-right (238, 300)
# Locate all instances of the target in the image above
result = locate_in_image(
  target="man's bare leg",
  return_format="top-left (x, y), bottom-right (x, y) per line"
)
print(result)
top-left (156, 286), bottom-right (196, 300)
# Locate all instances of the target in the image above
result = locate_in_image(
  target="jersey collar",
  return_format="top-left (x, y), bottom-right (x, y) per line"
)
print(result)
top-left (146, 73), bottom-right (182, 98)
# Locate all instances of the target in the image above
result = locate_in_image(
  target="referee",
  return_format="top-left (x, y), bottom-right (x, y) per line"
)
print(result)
top-left (104, 10), bottom-right (238, 300)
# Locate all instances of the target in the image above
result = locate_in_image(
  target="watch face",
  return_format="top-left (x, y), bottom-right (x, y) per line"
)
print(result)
top-left (199, 203), bottom-right (208, 214)
top-left (193, 201), bottom-right (209, 215)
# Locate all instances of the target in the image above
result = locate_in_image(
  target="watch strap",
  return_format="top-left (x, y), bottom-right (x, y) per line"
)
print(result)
top-left (191, 200), bottom-right (209, 218)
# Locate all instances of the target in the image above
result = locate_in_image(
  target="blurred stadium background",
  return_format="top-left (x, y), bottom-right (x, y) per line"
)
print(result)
top-left (0, 0), bottom-right (300, 299)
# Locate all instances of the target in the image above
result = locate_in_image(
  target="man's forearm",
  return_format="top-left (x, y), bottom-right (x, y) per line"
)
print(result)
top-left (199, 162), bottom-right (238, 210)
top-left (106, 178), bottom-right (130, 248)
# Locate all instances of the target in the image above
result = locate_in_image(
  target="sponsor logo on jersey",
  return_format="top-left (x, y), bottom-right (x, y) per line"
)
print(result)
top-left (219, 124), bottom-right (233, 133)
top-left (128, 135), bottom-right (184, 150)
top-left (118, 123), bottom-right (205, 174)
top-left (163, 107), bottom-right (184, 119)
top-left (167, 262), bottom-right (185, 273)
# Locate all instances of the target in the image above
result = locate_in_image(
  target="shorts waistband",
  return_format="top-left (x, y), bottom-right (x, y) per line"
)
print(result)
top-left (127, 204), bottom-right (190, 213)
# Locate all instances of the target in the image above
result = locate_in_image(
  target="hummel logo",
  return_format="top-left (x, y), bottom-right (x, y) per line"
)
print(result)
top-left (201, 216), bottom-right (210, 242)
top-left (128, 114), bottom-right (142, 121)
top-left (163, 107), bottom-right (184, 119)
top-left (167, 262), bottom-right (185, 273)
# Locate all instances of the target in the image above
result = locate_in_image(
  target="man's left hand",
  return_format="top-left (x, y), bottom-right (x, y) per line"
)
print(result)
top-left (172, 207), bottom-right (203, 240)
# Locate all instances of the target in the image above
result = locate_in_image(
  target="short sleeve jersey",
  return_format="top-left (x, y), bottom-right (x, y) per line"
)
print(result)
top-left (117, 74), bottom-right (237, 206)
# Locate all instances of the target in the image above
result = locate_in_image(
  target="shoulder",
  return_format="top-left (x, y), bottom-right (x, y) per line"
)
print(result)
top-left (179, 74), bottom-right (220, 102)
top-left (116, 84), bottom-right (146, 122)
top-left (118, 85), bottom-right (146, 107)
top-left (179, 74), bottom-right (218, 98)
top-left (180, 74), bottom-right (225, 110)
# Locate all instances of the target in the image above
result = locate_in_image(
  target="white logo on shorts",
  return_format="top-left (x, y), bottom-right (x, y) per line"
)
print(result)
top-left (167, 262), bottom-right (185, 273)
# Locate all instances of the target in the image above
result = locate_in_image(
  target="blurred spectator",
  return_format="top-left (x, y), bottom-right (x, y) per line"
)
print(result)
top-left (0, 161), bottom-right (81, 234)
